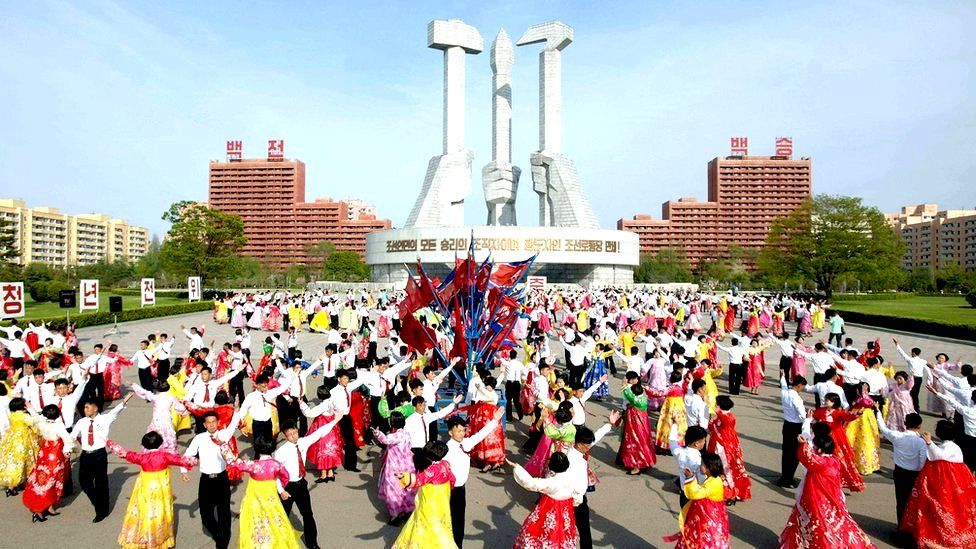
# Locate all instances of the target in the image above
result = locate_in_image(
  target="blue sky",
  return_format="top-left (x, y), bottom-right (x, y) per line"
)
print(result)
top-left (1, 0), bottom-right (974, 236)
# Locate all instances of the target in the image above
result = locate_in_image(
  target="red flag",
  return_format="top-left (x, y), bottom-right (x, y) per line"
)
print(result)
top-left (448, 306), bottom-right (468, 360)
top-left (476, 262), bottom-right (491, 292)
top-left (399, 312), bottom-right (434, 352)
top-left (489, 260), bottom-right (531, 288)
top-left (439, 258), bottom-right (473, 304)
top-left (400, 274), bottom-right (434, 316)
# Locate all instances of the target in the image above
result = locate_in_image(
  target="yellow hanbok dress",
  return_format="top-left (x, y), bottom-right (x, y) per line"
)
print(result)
top-left (0, 411), bottom-right (39, 489)
top-left (618, 331), bottom-right (636, 356)
top-left (700, 367), bottom-right (723, 413)
top-left (654, 387), bottom-right (687, 451)
top-left (288, 305), bottom-right (305, 332)
top-left (236, 458), bottom-right (300, 549)
top-left (576, 310), bottom-right (589, 332)
top-left (339, 306), bottom-right (356, 331)
top-left (214, 300), bottom-right (229, 324)
top-left (166, 371), bottom-right (193, 433)
top-left (309, 310), bottom-right (331, 333)
top-left (846, 403), bottom-right (881, 476)
top-left (393, 461), bottom-right (456, 549)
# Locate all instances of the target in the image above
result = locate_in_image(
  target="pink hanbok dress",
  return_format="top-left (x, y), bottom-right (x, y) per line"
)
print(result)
top-left (374, 428), bottom-right (417, 517)
top-left (131, 383), bottom-right (186, 451)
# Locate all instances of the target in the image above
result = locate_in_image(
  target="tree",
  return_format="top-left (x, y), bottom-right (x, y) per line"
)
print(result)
top-left (635, 247), bottom-right (693, 283)
top-left (321, 251), bottom-right (370, 282)
top-left (0, 216), bottom-right (19, 265)
top-left (901, 267), bottom-right (935, 292)
top-left (758, 195), bottom-right (905, 299)
top-left (305, 240), bottom-right (336, 274)
top-left (160, 201), bottom-right (247, 282)
top-left (135, 235), bottom-right (164, 280)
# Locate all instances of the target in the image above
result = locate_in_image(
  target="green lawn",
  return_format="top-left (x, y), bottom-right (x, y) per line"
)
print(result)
top-left (832, 295), bottom-right (976, 328)
top-left (25, 294), bottom-right (188, 319)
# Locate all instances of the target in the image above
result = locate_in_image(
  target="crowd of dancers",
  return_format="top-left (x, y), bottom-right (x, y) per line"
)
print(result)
top-left (0, 287), bottom-right (974, 548)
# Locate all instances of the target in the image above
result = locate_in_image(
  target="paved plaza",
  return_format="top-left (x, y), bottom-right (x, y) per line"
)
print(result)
top-left (2, 310), bottom-right (973, 548)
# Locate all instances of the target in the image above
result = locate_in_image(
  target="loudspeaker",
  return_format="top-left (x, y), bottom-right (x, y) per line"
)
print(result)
top-left (59, 290), bottom-right (76, 309)
top-left (109, 296), bottom-right (123, 313)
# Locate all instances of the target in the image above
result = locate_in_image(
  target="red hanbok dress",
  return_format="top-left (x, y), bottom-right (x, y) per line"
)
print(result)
top-left (900, 442), bottom-right (976, 549)
top-left (664, 476), bottom-right (730, 548)
top-left (746, 312), bottom-right (760, 337)
top-left (617, 386), bottom-right (656, 470)
top-left (105, 351), bottom-right (131, 401)
top-left (307, 408), bottom-right (344, 471)
top-left (812, 407), bottom-right (864, 492)
top-left (350, 392), bottom-right (369, 448)
top-left (512, 465), bottom-right (578, 549)
top-left (467, 401), bottom-right (505, 468)
top-left (778, 439), bottom-right (875, 548)
top-left (724, 306), bottom-right (736, 333)
top-left (707, 409), bottom-right (751, 501)
top-left (22, 422), bottom-right (71, 514)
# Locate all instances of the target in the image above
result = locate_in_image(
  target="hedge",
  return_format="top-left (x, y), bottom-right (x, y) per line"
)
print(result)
top-left (0, 301), bottom-right (214, 331)
top-left (831, 308), bottom-right (976, 342)
top-left (832, 293), bottom-right (917, 302)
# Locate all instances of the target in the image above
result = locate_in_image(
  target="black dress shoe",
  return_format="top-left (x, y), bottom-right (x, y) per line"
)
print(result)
top-left (32, 514), bottom-right (47, 523)
top-left (93, 515), bottom-right (107, 523)
top-left (314, 478), bottom-right (328, 484)
top-left (345, 467), bottom-right (361, 473)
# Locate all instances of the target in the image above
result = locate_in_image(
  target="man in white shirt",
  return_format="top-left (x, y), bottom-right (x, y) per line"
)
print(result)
top-left (777, 370), bottom-right (808, 488)
top-left (72, 394), bottom-right (131, 522)
top-left (274, 415), bottom-right (342, 549)
top-left (360, 356), bottom-right (412, 436)
top-left (181, 324), bottom-right (205, 351)
top-left (716, 338), bottom-right (748, 396)
top-left (152, 333), bottom-right (174, 386)
top-left (421, 362), bottom-right (456, 440)
top-left (684, 378), bottom-right (709, 429)
top-left (928, 383), bottom-right (976, 471)
top-left (876, 409), bottom-right (926, 526)
top-left (405, 393), bottom-right (462, 449)
top-left (569, 376), bottom-right (607, 427)
top-left (567, 413), bottom-right (619, 549)
top-left (894, 338), bottom-right (928, 412)
top-left (805, 368), bottom-right (848, 410)
top-left (185, 364), bottom-right (245, 432)
top-left (444, 408), bottom-right (503, 547)
top-left (286, 326), bottom-right (299, 361)
top-left (238, 372), bottom-right (291, 442)
top-left (499, 350), bottom-right (525, 421)
top-left (131, 339), bottom-right (154, 392)
top-left (181, 409), bottom-right (241, 549)
top-left (51, 377), bottom-right (88, 429)
top-left (670, 423), bottom-right (708, 507)
top-left (78, 343), bottom-right (115, 412)
top-left (13, 367), bottom-right (59, 410)
top-left (0, 329), bottom-right (31, 373)
top-left (309, 344), bottom-right (341, 379)
top-left (331, 369), bottom-right (366, 471)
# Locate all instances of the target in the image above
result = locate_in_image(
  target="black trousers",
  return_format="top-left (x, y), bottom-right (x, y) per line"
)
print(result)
top-left (427, 405), bottom-right (440, 442)
top-left (198, 472), bottom-right (231, 549)
top-left (959, 433), bottom-right (976, 473)
top-left (575, 495), bottom-right (592, 549)
top-left (392, 318), bottom-right (401, 332)
top-left (227, 371), bottom-right (247, 408)
top-left (568, 364), bottom-right (585, 387)
top-left (282, 479), bottom-right (318, 548)
top-left (606, 355), bottom-right (617, 375)
top-left (910, 377), bottom-right (923, 413)
top-left (505, 381), bottom-right (523, 420)
top-left (828, 332), bottom-right (843, 347)
top-left (251, 419), bottom-right (273, 443)
top-left (367, 341), bottom-right (378, 364)
top-left (63, 459), bottom-right (74, 495)
top-left (728, 363), bottom-right (744, 395)
top-left (678, 477), bottom-right (689, 508)
top-left (137, 368), bottom-right (155, 392)
top-left (893, 465), bottom-right (920, 527)
top-left (778, 355), bottom-right (793, 378)
top-left (339, 415), bottom-right (358, 469)
top-left (80, 372), bottom-right (105, 412)
top-left (450, 485), bottom-right (466, 547)
top-left (779, 421), bottom-right (804, 484)
top-left (282, 314), bottom-right (290, 332)
top-left (155, 358), bottom-right (170, 385)
top-left (276, 395), bottom-right (302, 434)
top-left (79, 449), bottom-right (109, 517)
top-left (368, 396), bottom-right (386, 438)
top-left (842, 383), bottom-right (859, 407)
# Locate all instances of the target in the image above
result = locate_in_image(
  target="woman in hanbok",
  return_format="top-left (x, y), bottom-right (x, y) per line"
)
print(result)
top-left (508, 452), bottom-right (578, 549)
top-left (373, 412), bottom-right (416, 524)
top-left (845, 383), bottom-right (880, 476)
top-left (759, 306), bottom-right (772, 330)
top-left (685, 302), bottom-right (702, 333)
top-left (900, 419), bottom-right (976, 548)
top-left (213, 297), bottom-right (229, 324)
top-left (812, 393), bottom-right (865, 492)
top-left (745, 308), bottom-right (760, 337)
top-left (883, 371), bottom-right (915, 431)
top-left (131, 381), bottom-right (187, 452)
top-left (107, 433), bottom-right (198, 549)
top-left (304, 386), bottom-right (343, 484)
top-left (230, 302), bottom-right (246, 329)
top-left (812, 302), bottom-right (827, 331)
top-left (926, 353), bottom-right (962, 417)
top-left (377, 306), bottom-right (392, 338)
top-left (392, 441), bottom-right (456, 549)
top-left (309, 306), bottom-right (331, 333)
top-left (246, 303), bottom-right (265, 331)
top-left (617, 373), bottom-right (656, 475)
top-left (778, 432), bottom-right (875, 548)
top-left (468, 376), bottom-right (506, 472)
top-left (519, 357), bottom-right (540, 418)
top-left (230, 438), bottom-right (300, 549)
top-left (582, 345), bottom-right (610, 400)
top-left (790, 336), bottom-right (812, 379)
top-left (104, 343), bottom-right (130, 402)
top-left (645, 349), bottom-right (670, 410)
top-left (32, 341), bottom-right (63, 372)
top-left (0, 398), bottom-right (38, 496)
top-left (663, 452), bottom-right (730, 548)
top-left (653, 371), bottom-right (689, 452)
top-left (744, 338), bottom-right (772, 395)
top-left (797, 304), bottom-right (813, 336)
top-left (163, 363), bottom-right (194, 434)
top-left (22, 404), bottom-right (74, 522)
top-left (339, 303), bottom-right (356, 331)
top-left (692, 358), bottom-right (723, 413)
top-left (707, 396), bottom-right (751, 502)
top-left (538, 308), bottom-right (552, 333)
top-left (525, 403), bottom-right (576, 478)
top-left (261, 304), bottom-right (282, 332)
top-left (771, 307), bottom-right (786, 335)
top-left (576, 308), bottom-right (589, 333)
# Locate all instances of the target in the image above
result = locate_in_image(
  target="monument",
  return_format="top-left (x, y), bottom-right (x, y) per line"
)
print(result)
top-left (368, 19), bottom-right (639, 285)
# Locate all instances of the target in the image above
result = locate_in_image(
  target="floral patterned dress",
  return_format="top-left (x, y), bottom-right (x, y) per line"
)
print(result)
top-left (22, 419), bottom-right (73, 514)
top-left (234, 457), bottom-right (299, 549)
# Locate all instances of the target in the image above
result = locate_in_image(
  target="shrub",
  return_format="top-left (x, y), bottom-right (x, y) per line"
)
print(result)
top-left (29, 280), bottom-right (73, 302)
top-left (1, 301), bottom-right (213, 330)
top-left (967, 291), bottom-right (976, 309)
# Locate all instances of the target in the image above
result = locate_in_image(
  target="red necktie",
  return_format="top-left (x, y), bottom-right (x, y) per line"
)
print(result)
top-left (204, 384), bottom-right (211, 403)
top-left (298, 377), bottom-right (304, 398)
top-left (38, 387), bottom-right (45, 408)
top-left (87, 419), bottom-right (95, 446)
top-left (296, 444), bottom-right (306, 478)
top-left (422, 417), bottom-right (429, 444)
top-left (346, 388), bottom-right (351, 409)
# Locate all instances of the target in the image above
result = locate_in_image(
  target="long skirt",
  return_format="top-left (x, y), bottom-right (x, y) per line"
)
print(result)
top-left (0, 417), bottom-right (39, 489)
top-left (655, 397), bottom-right (687, 452)
top-left (745, 355), bottom-right (765, 389)
top-left (513, 494), bottom-right (578, 549)
top-left (617, 407), bottom-right (656, 470)
top-left (392, 483), bottom-right (456, 549)
top-left (582, 360), bottom-right (610, 398)
top-left (468, 402), bottom-right (506, 467)
top-left (307, 414), bottom-right (344, 470)
top-left (118, 469), bottom-right (177, 549)
top-left (239, 478), bottom-right (300, 549)
top-left (845, 412), bottom-right (880, 476)
top-left (900, 460), bottom-right (976, 549)
top-left (22, 438), bottom-right (67, 514)
top-left (664, 497), bottom-right (731, 549)
top-left (377, 442), bottom-right (416, 517)
top-left (231, 308), bottom-right (245, 329)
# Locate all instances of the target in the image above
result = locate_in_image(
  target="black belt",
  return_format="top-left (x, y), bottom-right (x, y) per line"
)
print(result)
top-left (203, 471), bottom-right (228, 479)
top-left (82, 448), bottom-right (107, 454)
